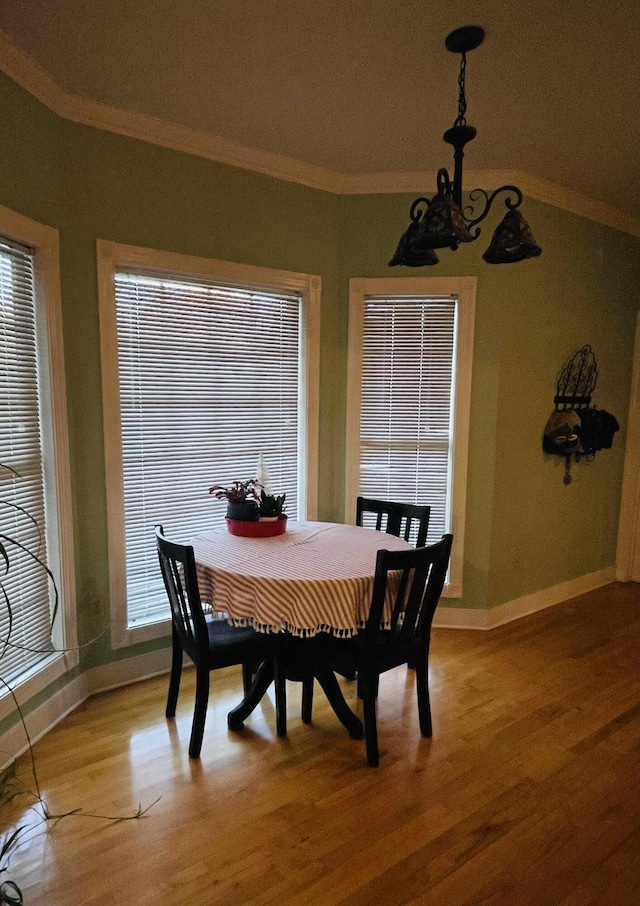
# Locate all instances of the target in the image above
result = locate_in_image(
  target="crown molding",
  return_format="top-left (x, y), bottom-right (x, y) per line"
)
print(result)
top-left (502, 171), bottom-right (640, 238)
top-left (0, 30), bottom-right (345, 192)
top-left (337, 169), bottom-right (640, 237)
top-left (1, 30), bottom-right (638, 237)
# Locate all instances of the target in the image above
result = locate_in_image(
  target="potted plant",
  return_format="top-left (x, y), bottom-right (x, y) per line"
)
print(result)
top-left (209, 479), bottom-right (259, 521)
top-left (209, 478), bottom-right (288, 537)
top-left (257, 490), bottom-right (286, 521)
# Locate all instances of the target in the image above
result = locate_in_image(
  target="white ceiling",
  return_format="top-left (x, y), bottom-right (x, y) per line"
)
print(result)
top-left (0, 0), bottom-right (638, 224)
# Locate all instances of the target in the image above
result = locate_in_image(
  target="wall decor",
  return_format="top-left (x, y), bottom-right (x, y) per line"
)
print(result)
top-left (543, 345), bottom-right (619, 484)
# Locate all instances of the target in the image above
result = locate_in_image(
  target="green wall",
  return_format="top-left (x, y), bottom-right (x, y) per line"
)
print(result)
top-left (1, 70), bottom-right (639, 686)
top-left (56, 123), bottom-right (341, 665)
top-left (340, 193), bottom-right (640, 608)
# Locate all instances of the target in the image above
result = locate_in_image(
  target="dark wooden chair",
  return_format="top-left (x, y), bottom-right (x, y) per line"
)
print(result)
top-left (156, 525), bottom-right (286, 758)
top-left (358, 496), bottom-right (432, 672)
top-left (300, 497), bottom-right (433, 721)
top-left (356, 496), bottom-right (431, 547)
top-left (321, 534), bottom-right (453, 766)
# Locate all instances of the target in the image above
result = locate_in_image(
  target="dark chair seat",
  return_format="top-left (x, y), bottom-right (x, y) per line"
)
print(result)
top-left (198, 618), bottom-right (277, 666)
top-left (156, 525), bottom-right (285, 758)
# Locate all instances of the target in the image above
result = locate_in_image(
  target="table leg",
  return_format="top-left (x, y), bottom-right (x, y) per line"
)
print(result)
top-left (313, 660), bottom-right (364, 739)
top-left (227, 640), bottom-right (365, 742)
top-left (227, 659), bottom-right (275, 731)
top-left (287, 636), bottom-right (364, 740)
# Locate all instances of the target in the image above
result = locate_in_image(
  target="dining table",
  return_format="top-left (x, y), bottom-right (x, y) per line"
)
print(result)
top-left (190, 519), bottom-right (412, 738)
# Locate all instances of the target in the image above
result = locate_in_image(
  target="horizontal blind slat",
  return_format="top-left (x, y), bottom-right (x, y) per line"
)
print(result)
top-left (0, 240), bottom-right (53, 683)
top-left (114, 269), bottom-right (302, 627)
top-left (359, 295), bottom-right (456, 544)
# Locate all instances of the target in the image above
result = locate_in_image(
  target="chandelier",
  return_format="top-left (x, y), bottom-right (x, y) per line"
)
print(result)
top-left (389, 26), bottom-right (542, 267)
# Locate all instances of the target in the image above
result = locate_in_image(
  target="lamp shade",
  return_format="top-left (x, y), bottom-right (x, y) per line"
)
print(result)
top-left (389, 219), bottom-right (439, 267)
top-left (419, 193), bottom-right (475, 250)
top-left (482, 209), bottom-right (542, 264)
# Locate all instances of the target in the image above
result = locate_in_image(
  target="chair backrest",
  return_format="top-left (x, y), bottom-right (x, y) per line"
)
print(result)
top-left (365, 534), bottom-right (453, 650)
top-left (156, 525), bottom-right (208, 656)
top-left (356, 496), bottom-right (431, 547)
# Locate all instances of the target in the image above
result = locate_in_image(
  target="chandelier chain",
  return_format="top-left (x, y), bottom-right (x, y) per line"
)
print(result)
top-left (455, 52), bottom-right (468, 127)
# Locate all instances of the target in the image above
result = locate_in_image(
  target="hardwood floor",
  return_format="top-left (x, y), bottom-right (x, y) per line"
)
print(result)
top-left (5, 582), bottom-right (639, 905)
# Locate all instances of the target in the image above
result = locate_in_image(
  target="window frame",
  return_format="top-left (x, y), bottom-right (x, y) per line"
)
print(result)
top-left (345, 276), bottom-right (476, 597)
top-left (97, 241), bottom-right (321, 648)
top-left (0, 204), bottom-right (76, 719)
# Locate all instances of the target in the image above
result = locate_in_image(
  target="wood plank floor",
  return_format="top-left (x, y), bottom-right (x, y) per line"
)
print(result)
top-left (5, 582), bottom-right (639, 905)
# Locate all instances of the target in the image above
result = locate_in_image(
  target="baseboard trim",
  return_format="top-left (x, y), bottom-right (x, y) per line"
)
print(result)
top-left (0, 571), bottom-right (616, 763)
top-left (86, 647), bottom-right (173, 695)
top-left (0, 649), bottom-right (172, 769)
top-left (433, 568), bottom-right (616, 630)
top-left (0, 673), bottom-right (88, 770)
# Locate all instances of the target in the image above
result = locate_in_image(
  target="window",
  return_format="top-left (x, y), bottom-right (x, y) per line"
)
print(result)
top-left (98, 242), bottom-right (320, 647)
top-left (346, 277), bottom-right (476, 596)
top-left (0, 204), bottom-right (76, 714)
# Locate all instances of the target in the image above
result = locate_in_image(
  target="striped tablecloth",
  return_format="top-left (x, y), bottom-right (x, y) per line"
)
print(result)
top-left (191, 520), bottom-right (411, 638)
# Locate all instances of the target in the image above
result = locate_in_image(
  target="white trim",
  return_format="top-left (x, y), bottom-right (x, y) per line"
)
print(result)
top-left (0, 29), bottom-right (344, 193)
top-left (1, 652), bottom-right (171, 768)
top-left (616, 311), bottom-right (640, 582)
top-left (346, 276), bottom-right (476, 597)
top-left (0, 673), bottom-right (88, 770)
top-left (0, 652), bottom-right (73, 723)
top-left (433, 568), bottom-right (616, 630)
top-left (0, 30), bottom-right (637, 238)
top-left (0, 203), bottom-right (78, 715)
top-left (0, 568), bottom-right (618, 764)
top-left (303, 276), bottom-right (321, 521)
top-left (97, 241), bottom-right (321, 648)
top-left (35, 219), bottom-right (78, 671)
top-left (345, 169), bottom-right (640, 237)
top-left (85, 647), bottom-right (172, 695)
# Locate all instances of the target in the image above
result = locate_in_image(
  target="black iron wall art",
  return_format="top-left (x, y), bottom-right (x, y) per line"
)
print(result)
top-left (543, 345), bottom-right (619, 485)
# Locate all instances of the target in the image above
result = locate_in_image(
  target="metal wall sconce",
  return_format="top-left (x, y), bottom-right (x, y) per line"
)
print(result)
top-left (543, 346), bottom-right (619, 485)
top-left (389, 25), bottom-right (542, 268)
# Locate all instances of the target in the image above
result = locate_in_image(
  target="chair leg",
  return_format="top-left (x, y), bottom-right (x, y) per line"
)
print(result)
top-left (274, 656), bottom-right (288, 737)
top-left (241, 661), bottom-right (253, 695)
top-left (360, 670), bottom-right (380, 767)
top-left (415, 658), bottom-right (433, 738)
top-left (188, 665), bottom-right (210, 758)
top-left (314, 664), bottom-right (364, 740)
top-left (165, 636), bottom-right (183, 718)
top-left (301, 677), bottom-right (314, 724)
top-left (357, 671), bottom-right (378, 700)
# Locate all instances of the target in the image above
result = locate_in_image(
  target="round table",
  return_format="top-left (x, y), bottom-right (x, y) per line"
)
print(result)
top-left (189, 521), bottom-right (412, 738)
top-left (191, 520), bottom-right (412, 638)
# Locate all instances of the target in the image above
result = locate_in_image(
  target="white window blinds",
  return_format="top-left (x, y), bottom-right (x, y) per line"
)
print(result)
top-left (0, 238), bottom-right (54, 685)
top-left (114, 270), bottom-right (301, 628)
top-left (359, 295), bottom-right (456, 543)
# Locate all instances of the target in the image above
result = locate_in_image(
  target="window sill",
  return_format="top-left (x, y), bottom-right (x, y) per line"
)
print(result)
top-left (0, 648), bottom-right (78, 722)
top-left (111, 617), bottom-right (171, 649)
